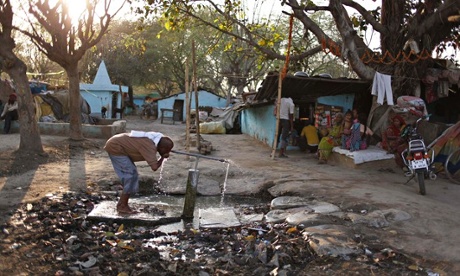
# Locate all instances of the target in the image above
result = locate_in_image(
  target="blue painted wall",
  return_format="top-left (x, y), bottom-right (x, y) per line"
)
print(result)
top-left (241, 105), bottom-right (276, 147)
top-left (133, 96), bottom-right (145, 109)
top-left (317, 94), bottom-right (354, 114)
top-left (80, 90), bottom-right (119, 117)
top-left (157, 90), bottom-right (227, 120)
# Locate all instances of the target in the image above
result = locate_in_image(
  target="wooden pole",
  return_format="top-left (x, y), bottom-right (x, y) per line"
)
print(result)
top-left (271, 73), bottom-right (283, 159)
top-left (192, 40), bottom-right (200, 150)
top-left (185, 58), bottom-right (190, 158)
top-left (270, 15), bottom-right (294, 160)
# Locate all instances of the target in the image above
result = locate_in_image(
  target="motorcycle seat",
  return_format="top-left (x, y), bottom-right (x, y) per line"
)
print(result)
top-left (409, 140), bottom-right (426, 152)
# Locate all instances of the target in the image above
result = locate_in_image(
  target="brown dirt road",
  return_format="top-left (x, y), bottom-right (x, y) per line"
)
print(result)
top-left (1, 115), bottom-right (460, 274)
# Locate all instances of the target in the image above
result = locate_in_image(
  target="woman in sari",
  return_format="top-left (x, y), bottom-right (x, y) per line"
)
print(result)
top-left (318, 112), bottom-right (344, 164)
top-left (346, 113), bottom-right (374, 152)
top-left (381, 114), bottom-right (406, 153)
top-left (341, 110), bottom-right (353, 149)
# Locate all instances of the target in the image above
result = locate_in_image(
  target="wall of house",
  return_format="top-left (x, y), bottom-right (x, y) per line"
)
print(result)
top-left (80, 90), bottom-right (121, 118)
top-left (317, 94), bottom-right (354, 114)
top-left (241, 94), bottom-right (355, 148)
top-left (241, 105), bottom-right (276, 147)
top-left (133, 97), bottom-right (145, 109)
top-left (157, 90), bottom-right (227, 121)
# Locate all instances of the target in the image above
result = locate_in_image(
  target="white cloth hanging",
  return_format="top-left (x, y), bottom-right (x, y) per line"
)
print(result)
top-left (129, 130), bottom-right (163, 145)
top-left (371, 72), bottom-right (394, 105)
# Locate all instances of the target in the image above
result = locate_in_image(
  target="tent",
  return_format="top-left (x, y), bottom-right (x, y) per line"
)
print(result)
top-left (34, 91), bottom-right (94, 124)
top-left (429, 121), bottom-right (460, 173)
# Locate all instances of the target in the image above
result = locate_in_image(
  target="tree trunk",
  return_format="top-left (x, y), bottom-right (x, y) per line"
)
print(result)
top-left (8, 59), bottom-right (44, 154)
top-left (66, 63), bottom-right (83, 140)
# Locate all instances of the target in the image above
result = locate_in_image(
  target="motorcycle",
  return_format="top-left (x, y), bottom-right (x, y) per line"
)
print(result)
top-left (400, 115), bottom-right (436, 195)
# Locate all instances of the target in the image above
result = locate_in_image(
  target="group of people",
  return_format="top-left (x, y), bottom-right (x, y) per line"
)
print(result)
top-left (275, 97), bottom-right (376, 162)
top-left (316, 109), bottom-right (374, 163)
top-left (292, 107), bottom-right (409, 167)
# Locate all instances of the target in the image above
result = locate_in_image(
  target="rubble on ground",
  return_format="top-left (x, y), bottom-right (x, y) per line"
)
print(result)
top-left (0, 191), bottom-right (443, 275)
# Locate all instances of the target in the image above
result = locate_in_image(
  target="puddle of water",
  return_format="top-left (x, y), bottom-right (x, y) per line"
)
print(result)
top-left (131, 194), bottom-right (266, 231)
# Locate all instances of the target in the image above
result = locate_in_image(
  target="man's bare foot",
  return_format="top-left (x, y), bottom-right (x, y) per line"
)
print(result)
top-left (117, 206), bottom-right (138, 214)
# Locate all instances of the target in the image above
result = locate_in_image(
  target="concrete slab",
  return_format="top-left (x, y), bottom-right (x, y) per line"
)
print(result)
top-left (199, 207), bottom-right (241, 228)
top-left (87, 200), bottom-right (181, 226)
top-left (0, 119), bottom-right (126, 139)
top-left (329, 146), bottom-right (398, 170)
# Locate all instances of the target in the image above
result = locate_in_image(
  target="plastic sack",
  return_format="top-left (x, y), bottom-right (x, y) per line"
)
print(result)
top-left (199, 121), bottom-right (226, 134)
top-left (199, 111), bottom-right (208, 121)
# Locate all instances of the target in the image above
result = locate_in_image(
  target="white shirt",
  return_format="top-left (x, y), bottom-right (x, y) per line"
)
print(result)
top-left (129, 130), bottom-right (163, 145)
top-left (1, 101), bottom-right (18, 117)
top-left (279, 97), bottom-right (294, 120)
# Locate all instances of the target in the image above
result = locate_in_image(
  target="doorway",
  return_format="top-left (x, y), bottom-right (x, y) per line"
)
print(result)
top-left (173, 99), bottom-right (184, 121)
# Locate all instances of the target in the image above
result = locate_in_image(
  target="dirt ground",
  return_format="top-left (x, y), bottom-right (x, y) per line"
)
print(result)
top-left (1, 115), bottom-right (460, 275)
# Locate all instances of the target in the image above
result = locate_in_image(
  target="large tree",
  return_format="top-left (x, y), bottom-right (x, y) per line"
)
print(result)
top-left (0, 0), bottom-right (43, 154)
top-left (22, 0), bottom-right (125, 140)
top-left (136, 0), bottom-right (460, 98)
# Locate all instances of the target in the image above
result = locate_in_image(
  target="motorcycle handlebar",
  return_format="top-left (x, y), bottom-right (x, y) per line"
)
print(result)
top-left (415, 114), bottom-right (431, 125)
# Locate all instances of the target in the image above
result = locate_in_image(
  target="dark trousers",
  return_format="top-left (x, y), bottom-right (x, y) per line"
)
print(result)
top-left (3, 110), bottom-right (18, 134)
top-left (278, 119), bottom-right (290, 149)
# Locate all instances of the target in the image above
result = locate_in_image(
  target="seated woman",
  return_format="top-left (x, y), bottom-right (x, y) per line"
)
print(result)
top-left (381, 114), bottom-right (406, 153)
top-left (317, 113), bottom-right (344, 163)
top-left (1, 93), bottom-right (18, 134)
top-left (299, 119), bottom-right (319, 153)
top-left (341, 110), bottom-right (353, 149)
top-left (345, 113), bottom-right (374, 152)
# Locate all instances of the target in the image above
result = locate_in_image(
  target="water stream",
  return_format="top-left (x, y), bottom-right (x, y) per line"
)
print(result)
top-left (149, 151), bottom-right (260, 222)
top-left (220, 162), bottom-right (230, 207)
top-left (157, 158), bottom-right (167, 186)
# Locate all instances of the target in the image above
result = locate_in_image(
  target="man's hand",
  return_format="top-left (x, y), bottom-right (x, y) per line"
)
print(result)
top-left (151, 157), bottom-right (165, 171)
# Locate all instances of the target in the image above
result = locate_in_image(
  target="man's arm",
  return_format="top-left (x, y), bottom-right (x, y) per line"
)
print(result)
top-left (289, 101), bottom-right (295, 132)
top-left (150, 157), bottom-right (163, 171)
top-left (8, 102), bottom-right (18, 111)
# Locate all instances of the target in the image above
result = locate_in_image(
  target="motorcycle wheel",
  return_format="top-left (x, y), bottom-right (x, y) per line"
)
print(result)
top-left (416, 171), bottom-right (426, 195)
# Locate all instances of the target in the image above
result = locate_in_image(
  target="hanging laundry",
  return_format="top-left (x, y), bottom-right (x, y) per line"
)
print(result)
top-left (371, 72), bottom-right (394, 105)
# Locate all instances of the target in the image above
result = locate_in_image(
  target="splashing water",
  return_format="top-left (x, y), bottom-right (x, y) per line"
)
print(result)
top-left (157, 158), bottom-right (167, 187)
top-left (220, 162), bottom-right (231, 207)
top-left (224, 159), bottom-right (244, 175)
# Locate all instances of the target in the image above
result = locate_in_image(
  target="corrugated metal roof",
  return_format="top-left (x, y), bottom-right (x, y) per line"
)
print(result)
top-left (254, 73), bottom-right (372, 103)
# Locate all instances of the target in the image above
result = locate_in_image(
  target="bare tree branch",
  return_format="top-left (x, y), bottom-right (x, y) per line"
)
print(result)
top-left (341, 0), bottom-right (386, 34)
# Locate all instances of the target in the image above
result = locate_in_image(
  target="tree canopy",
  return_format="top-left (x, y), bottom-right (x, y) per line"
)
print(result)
top-left (133, 0), bottom-right (460, 97)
